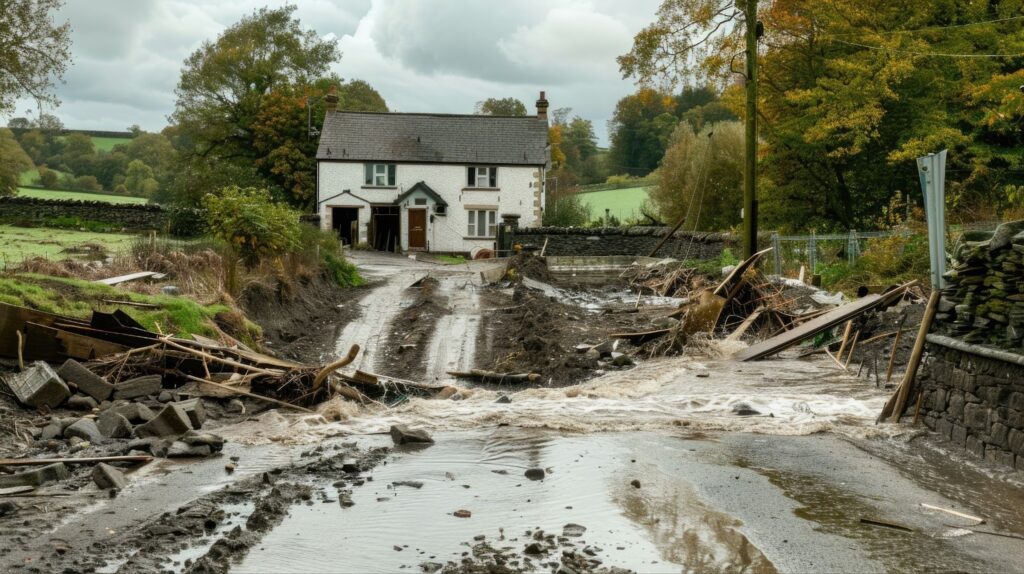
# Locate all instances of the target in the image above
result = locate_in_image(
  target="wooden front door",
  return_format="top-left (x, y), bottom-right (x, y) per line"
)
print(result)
top-left (408, 209), bottom-right (427, 250)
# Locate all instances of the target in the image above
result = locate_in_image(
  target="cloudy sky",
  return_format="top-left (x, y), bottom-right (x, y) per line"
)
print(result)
top-left (6, 0), bottom-right (663, 145)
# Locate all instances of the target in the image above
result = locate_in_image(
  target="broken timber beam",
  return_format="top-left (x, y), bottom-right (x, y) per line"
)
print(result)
top-left (447, 370), bottom-right (540, 384)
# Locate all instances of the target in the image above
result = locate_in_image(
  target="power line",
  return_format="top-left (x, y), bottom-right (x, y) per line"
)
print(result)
top-left (817, 14), bottom-right (1024, 38)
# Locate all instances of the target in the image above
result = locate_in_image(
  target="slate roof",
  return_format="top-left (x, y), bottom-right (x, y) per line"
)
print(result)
top-left (395, 181), bottom-right (448, 207)
top-left (316, 111), bottom-right (549, 166)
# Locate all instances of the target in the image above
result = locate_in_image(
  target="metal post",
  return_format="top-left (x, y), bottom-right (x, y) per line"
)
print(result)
top-left (772, 232), bottom-right (781, 276)
top-left (742, 0), bottom-right (759, 259)
top-left (809, 231), bottom-right (817, 275)
top-left (917, 150), bottom-right (948, 290)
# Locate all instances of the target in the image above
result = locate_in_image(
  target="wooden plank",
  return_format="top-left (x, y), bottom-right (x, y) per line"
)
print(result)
top-left (95, 271), bottom-right (166, 286)
top-left (714, 247), bottom-right (772, 297)
top-left (733, 289), bottom-right (908, 362)
top-left (0, 303), bottom-right (88, 359)
top-left (25, 322), bottom-right (129, 362)
top-left (881, 289), bottom-right (941, 423)
top-left (726, 306), bottom-right (765, 342)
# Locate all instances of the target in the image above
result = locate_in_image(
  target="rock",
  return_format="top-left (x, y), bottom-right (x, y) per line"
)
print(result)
top-left (166, 441), bottom-right (212, 458)
top-left (592, 340), bottom-right (615, 356)
top-left (563, 523), bottom-right (587, 537)
top-left (695, 372), bottom-right (710, 378)
top-left (0, 501), bottom-right (19, 517)
top-left (157, 391), bottom-right (173, 403)
top-left (64, 418), bottom-right (105, 443)
top-left (630, 479), bottom-right (641, 488)
top-left (389, 424), bottom-right (434, 445)
top-left (0, 463), bottom-right (69, 488)
top-left (495, 395), bottom-right (512, 404)
top-left (989, 220), bottom-right (1024, 251)
top-left (113, 375), bottom-right (162, 400)
top-left (113, 403), bottom-right (156, 423)
top-left (161, 285), bottom-right (181, 296)
top-left (126, 436), bottom-right (167, 455)
top-left (135, 404), bottom-right (193, 438)
top-left (573, 344), bottom-right (593, 353)
top-left (174, 398), bottom-right (207, 429)
top-left (67, 395), bottom-right (99, 411)
top-left (40, 423), bottom-right (63, 441)
top-left (3, 362), bottom-right (70, 408)
top-left (732, 402), bottom-right (761, 416)
top-left (226, 399), bottom-right (245, 413)
top-left (96, 411), bottom-right (133, 439)
top-left (453, 509), bottom-right (472, 518)
top-left (392, 480), bottom-right (424, 489)
top-left (224, 463), bottom-right (236, 473)
top-left (610, 353), bottom-right (634, 366)
top-left (525, 468), bottom-right (546, 480)
top-left (57, 359), bottom-right (113, 401)
top-left (92, 463), bottom-right (127, 490)
top-left (180, 430), bottom-right (224, 452)
top-left (524, 542), bottom-right (544, 554)
top-left (583, 348), bottom-right (601, 361)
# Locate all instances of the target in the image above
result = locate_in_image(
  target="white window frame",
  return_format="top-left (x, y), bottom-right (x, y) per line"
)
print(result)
top-left (468, 166), bottom-right (497, 188)
top-left (467, 209), bottom-right (497, 238)
top-left (364, 163), bottom-right (396, 186)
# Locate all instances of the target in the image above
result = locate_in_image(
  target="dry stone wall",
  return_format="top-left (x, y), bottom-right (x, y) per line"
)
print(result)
top-left (511, 227), bottom-right (734, 260)
top-left (0, 197), bottom-right (204, 236)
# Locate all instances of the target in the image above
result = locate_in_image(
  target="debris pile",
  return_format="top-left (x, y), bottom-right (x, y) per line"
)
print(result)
top-left (936, 220), bottom-right (1024, 351)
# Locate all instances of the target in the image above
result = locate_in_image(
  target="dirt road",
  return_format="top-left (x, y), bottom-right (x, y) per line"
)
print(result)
top-left (2, 252), bottom-right (1022, 573)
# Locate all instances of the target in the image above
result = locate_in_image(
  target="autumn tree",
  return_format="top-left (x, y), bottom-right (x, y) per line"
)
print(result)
top-left (607, 88), bottom-right (678, 176)
top-left (169, 5), bottom-right (341, 205)
top-left (0, 128), bottom-right (32, 195)
top-left (652, 121), bottom-right (744, 230)
top-left (475, 97), bottom-right (528, 116)
top-left (0, 0), bottom-right (71, 114)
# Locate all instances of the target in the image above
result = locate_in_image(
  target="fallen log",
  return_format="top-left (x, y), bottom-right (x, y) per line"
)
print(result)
top-left (0, 455), bottom-right (153, 466)
top-left (312, 344), bottom-right (361, 391)
top-left (447, 370), bottom-right (540, 384)
top-left (181, 375), bottom-right (314, 413)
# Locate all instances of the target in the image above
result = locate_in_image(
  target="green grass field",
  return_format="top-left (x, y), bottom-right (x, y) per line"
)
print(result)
top-left (0, 225), bottom-right (138, 265)
top-left (16, 187), bottom-right (148, 204)
top-left (577, 186), bottom-right (651, 222)
top-left (18, 167), bottom-right (70, 186)
top-left (90, 136), bottom-right (133, 152)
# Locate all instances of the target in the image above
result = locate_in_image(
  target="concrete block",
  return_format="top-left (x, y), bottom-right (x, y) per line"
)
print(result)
top-left (0, 463), bottom-right (69, 488)
top-left (92, 463), bottom-right (127, 490)
top-left (174, 398), bottom-right (206, 429)
top-left (57, 359), bottom-right (113, 402)
top-left (111, 403), bottom-right (155, 423)
top-left (180, 430), bottom-right (223, 452)
top-left (64, 418), bottom-right (105, 443)
top-left (113, 375), bottom-right (162, 400)
top-left (2, 362), bottom-right (70, 408)
top-left (67, 395), bottom-right (98, 411)
top-left (134, 404), bottom-right (192, 438)
top-left (96, 411), bottom-right (133, 439)
top-left (166, 441), bottom-right (212, 457)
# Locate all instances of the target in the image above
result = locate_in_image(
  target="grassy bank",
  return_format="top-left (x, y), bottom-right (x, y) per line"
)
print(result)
top-left (0, 225), bottom-right (139, 265)
top-left (0, 273), bottom-right (258, 341)
top-left (577, 186), bottom-right (649, 222)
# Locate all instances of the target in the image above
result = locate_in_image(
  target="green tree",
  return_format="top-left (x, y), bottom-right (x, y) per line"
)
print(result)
top-left (474, 97), bottom-right (528, 116)
top-left (61, 132), bottom-right (96, 175)
top-left (203, 186), bottom-right (302, 266)
top-left (0, 128), bottom-right (32, 196)
top-left (37, 164), bottom-right (58, 188)
top-left (607, 88), bottom-right (678, 176)
top-left (18, 129), bottom-right (46, 164)
top-left (169, 5), bottom-right (340, 205)
top-left (337, 79), bottom-right (388, 112)
top-left (124, 159), bottom-right (157, 195)
top-left (653, 121), bottom-right (744, 231)
top-left (0, 0), bottom-right (71, 114)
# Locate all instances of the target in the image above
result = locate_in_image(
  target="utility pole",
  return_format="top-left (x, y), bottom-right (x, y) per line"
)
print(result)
top-left (742, 0), bottom-right (758, 259)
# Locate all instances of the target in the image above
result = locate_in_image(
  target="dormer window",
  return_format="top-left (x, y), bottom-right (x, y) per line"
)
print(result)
top-left (364, 163), bottom-right (396, 186)
top-left (467, 166), bottom-right (497, 188)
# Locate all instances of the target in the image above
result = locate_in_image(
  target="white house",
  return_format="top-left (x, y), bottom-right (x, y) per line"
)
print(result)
top-left (315, 92), bottom-right (550, 254)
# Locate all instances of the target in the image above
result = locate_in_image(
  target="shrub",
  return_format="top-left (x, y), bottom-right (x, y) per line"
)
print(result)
top-left (543, 188), bottom-right (589, 227)
top-left (37, 165), bottom-right (59, 188)
top-left (72, 175), bottom-right (101, 192)
top-left (202, 186), bottom-right (302, 266)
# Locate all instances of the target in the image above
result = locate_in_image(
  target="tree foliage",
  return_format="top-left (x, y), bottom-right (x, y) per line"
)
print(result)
top-left (652, 121), bottom-right (744, 230)
top-left (203, 186), bottom-right (302, 266)
top-left (607, 88), bottom-right (679, 176)
top-left (169, 5), bottom-right (341, 206)
top-left (621, 0), bottom-right (1024, 231)
top-left (0, 128), bottom-right (32, 196)
top-left (475, 97), bottom-right (528, 116)
top-left (0, 0), bottom-right (71, 114)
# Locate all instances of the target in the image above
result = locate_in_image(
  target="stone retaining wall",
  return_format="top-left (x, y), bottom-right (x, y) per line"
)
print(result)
top-left (915, 335), bottom-right (1024, 471)
top-left (512, 226), bottom-right (735, 260)
top-left (0, 197), bottom-right (204, 236)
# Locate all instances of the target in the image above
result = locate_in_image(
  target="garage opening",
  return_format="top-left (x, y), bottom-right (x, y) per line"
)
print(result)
top-left (370, 205), bottom-right (400, 252)
top-left (331, 207), bottom-right (359, 246)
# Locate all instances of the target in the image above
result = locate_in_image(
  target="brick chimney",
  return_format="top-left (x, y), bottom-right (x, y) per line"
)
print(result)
top-left (324, 85), bottom-right (339, 113)
top-left (536, 90), bottom-right (549, 121)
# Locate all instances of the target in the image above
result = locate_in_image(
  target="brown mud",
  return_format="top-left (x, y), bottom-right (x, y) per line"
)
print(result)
top-left (376, 276), bottom-right (448, 381)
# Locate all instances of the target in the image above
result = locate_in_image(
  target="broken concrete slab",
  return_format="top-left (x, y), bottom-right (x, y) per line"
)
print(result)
top-left (134, 404), bottom-right (192, 438)
top-left (174, 398), bottom-right (206, 429)
top-left (0, 463), bottom-right (70, 488)
top-left (2, 362), bottom-right (70, 409)
top-left (180, 430), bottom-right (224, 452)
top-left (113, 375), bottom-right (162, 400)
top-left (57, 359), bottom-right (113, 402)
top-left (389, 424), bottom-right (434, 445)
top-left (97, 410), bottom-right (133, 439)
top-left (67, 395), bottom-right (99, 411)
top-left (64, 418), bottom-right (105, 443)
top-left (92, 463), bottom-right (127, 490)
top-left (111, 403), bottom-right (155, 423)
